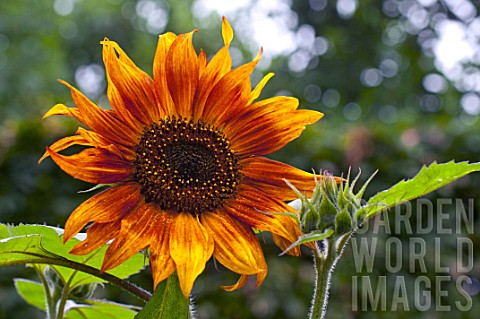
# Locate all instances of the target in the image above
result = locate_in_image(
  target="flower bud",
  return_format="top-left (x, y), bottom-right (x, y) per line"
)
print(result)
top-left (288, 170), bottom-right (376, 236)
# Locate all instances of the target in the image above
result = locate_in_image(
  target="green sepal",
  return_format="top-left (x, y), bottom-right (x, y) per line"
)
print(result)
top-left (335, 208), bottom-right (352, 235)
top-left (320, 177), bottom-right (337, 204)
top-left (318, 196), bottom-right (337, 230)
top-left (302, 207), bottom-right (321, 234)
top-left (280, 229), bottom-right (335, 256)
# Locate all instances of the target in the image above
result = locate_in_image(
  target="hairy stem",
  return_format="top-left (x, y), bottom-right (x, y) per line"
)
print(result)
top-left (309, 238), bottom-right (336, 319)
top-left (309, 232), bottom-right (353, 319)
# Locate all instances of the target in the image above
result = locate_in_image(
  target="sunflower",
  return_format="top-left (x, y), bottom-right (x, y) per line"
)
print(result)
top-left (40, 17), bottom-right (324, 297)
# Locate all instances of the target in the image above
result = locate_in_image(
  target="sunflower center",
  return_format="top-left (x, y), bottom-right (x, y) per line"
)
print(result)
top-left (133, 116), bottom-right (241, 215)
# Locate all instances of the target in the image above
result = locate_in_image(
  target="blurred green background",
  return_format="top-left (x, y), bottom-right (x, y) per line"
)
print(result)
top-left (0, 0), bottom-right (479, 318)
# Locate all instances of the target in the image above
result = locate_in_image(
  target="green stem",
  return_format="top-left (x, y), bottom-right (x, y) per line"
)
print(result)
top-left (35, 267), bottom-right (56, 319)
top-left (309, 233), bottom-right (353, 319)
top-left (309, 238), bottom-right (336, 319)
top-left (56, 282), bottom-right (70, 319)
top-left (8, 255), bottom-right (152, 302)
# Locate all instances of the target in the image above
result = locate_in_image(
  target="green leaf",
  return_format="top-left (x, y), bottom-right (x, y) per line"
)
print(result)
top-left (14, 272), bottom-right (140, 319)
top-left (15, 278), bottom-right (138, 319)
top-left (65, 300), bottom-right (138, 319)
top-left (0, 224), bottom-right (146, 288)
top-left (280, 229), bottom-right (335, 256)
top-left (134, 273), bottom-right (189, 319)
top-left (0, 234), bottom-right (54, 265)
top-left (0, 224), bottom-right (9, 238)
top-left (360, 161), bottom-right (480, 218)
top-left (14, 279), bottom-right (47, 311)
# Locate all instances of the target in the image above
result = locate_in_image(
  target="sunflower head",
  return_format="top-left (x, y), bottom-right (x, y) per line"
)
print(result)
top-left (40, 17), bottom-right (325, 297)
top-left (132, 115), bottom-right (242, 215)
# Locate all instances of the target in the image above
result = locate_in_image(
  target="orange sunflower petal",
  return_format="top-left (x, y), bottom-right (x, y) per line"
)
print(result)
top-left (169, 212), bottom-right (213, 297)
top-left (76, 128), bottom-right (135, 161)
top-left (43, 103), bottom-right (83, 122)
top-left (153, 32), bottom-right (177, 116)
top-left (222, 96), bottom-right (300, 137)
top-left (40, 128), bottom-right (133, 164)
top-left (149, 214), bottom-right (176, 288)
top-left (63, 183), bottom-right (141, 242)
top-left (241, 156), bottom-right (317, 200)
top-left (224, 184), bottom-right (302, 255)
top-left (221, 16), bottom-right (234, 46)
top-left (198, 49), bottom-right (208, 75)
top-left (230, 108), bottom-right (323, 156)
top-left (193, 45), bottom-right (232, 121)
top-left (192, 19), bottom-right (233, 121)
top-left (236, 184), bottom-right (316, 254)
top-left (59, 80), bottom-right (139, 146)
top-left (69, 221), bottom-right (121, 255)
top-left (270, 213), bottom-right (311, 256)
top-left (221, 274), bottom-right (249, 292)
top-left (102, 39), bottom-right (159, 127)
top-left (202, 57), bottom-right (260, 128)
top-left (165, 32), bottom-right (199, 117)
top-left (39, 135), bottom-right (88, 164)
top-left (221, 271), bottom-right (266, 292)
top-left (46, 147), bottom-right (133, 184)
top-left (247, 72), bottom-right (275, 106)
top-left (201, 210), bottom-right (267, 275)
top-left (101, 203), bottom-right (157, 271)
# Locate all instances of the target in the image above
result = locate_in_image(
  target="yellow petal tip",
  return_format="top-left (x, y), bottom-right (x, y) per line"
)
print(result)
top-left (222, 16), bottom-right (234, 46)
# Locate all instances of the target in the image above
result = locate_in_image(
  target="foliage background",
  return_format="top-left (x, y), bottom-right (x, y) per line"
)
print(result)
top-left (0, 0), bottom-right (479, 318)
